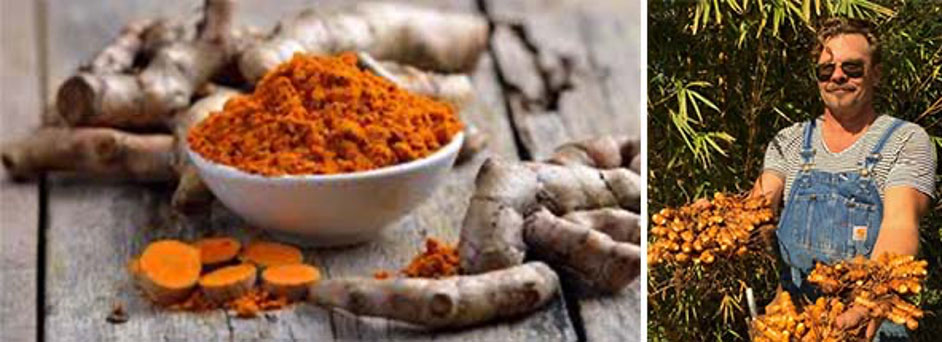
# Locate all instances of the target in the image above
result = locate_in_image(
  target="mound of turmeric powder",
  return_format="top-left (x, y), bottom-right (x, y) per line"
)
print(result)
top-left (373, 237), bottom-right (460, 279)
top-left (188, 52), bottom-right (464, 176)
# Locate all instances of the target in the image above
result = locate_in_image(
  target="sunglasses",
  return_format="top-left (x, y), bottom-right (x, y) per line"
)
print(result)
top-left (816, 60), bottom-right (865, 82)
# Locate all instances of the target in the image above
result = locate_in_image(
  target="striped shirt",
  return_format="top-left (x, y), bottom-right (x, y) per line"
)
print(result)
top-left (763, 115), bottom-right (937, 202)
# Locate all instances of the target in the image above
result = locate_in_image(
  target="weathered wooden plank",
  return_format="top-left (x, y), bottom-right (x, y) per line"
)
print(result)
top-left (0, 1), bottom-right (42, 341)
top-left (40, 1), bottom-right (329, 341)
top-left (483, 1), bottom-right (643, 341)
top-left (484, 0), bottom-right (641, 159)
top-left (42, 1), bottom-right (578, 341)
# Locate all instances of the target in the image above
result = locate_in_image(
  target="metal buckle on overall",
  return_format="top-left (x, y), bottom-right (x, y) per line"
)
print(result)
top-left (861, 152), bottom-right (880, 177)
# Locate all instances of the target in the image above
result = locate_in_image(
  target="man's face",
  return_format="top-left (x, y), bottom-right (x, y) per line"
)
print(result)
top-left (816, 34), bottom-right (879, 116)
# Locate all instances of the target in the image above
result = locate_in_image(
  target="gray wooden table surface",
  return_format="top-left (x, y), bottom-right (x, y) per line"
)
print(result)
top-left (0, 0), bottom-right (643, 341)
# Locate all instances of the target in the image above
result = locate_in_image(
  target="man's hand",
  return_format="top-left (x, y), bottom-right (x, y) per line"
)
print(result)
top-left (688, 171), bottom-right (784, 210)
top-left (835, 305), bottom-right (882, 341)
top-left (750, 171), bottom-right (785, 211)
top-left (690, 197), bottom-right (712, 210)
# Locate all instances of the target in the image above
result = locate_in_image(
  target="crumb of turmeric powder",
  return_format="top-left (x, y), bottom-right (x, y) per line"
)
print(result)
top-left (188, 52), bottom-right (464, 176)
top-left (400, 238), bottom-right (460, 278)
top-left (170, 287), bottom-right (292, 318)
top-left (234, 298), bottom-right (260, 318)
top-left (170, 290), bottom-right (215, 312)
top-left (373, 270), bottom-right (392, 279)
top-left (230, 289), bottom-right (288, 318)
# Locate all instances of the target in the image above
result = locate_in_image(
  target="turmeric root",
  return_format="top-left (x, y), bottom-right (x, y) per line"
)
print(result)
top-left (459, 157), bottom-right (642, 274)
top-left (751, 292), bottom-right (861, 342)
top-left (0, 127), bottom-right (175, 181)
top-left (80, 19), bottom-right (154, 74)
top-left (562, 208), bottom-right (641, 245)
top-left (199, 263), bottom-right (258, 303)
top-left (548, 136), bottom-right (641, 172)
top-left (805, 253), bottom-right (927, 331)
top-left (194, 237), bottom-right (241, 266)
top-left (133, 240), bottom-right (202, 305)
top-left (356, 52), bottom-right (475, 109)
top-left (261, 263), bottom-right (321, 300)
top-left (524, 209), bottom-right (641, 292)
top-left (309, 261), bottom-right (559, 329)
top-left (648, 192), bottom-right (775, 266)
top-left (56, 0), bottom-right (234, 128)
top-left (529, 162), bottom-right (641, 214)
top-left (241, 241), bottom-right (303, 267)
top-left (238, 2), bottom-right (488, 83)
top-left (458, 159), bottom-right (540, 273)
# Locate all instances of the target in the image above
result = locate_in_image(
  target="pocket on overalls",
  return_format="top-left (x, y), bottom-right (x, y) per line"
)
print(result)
top-left (812, 194), bottom-right (851, 261)
top-left (777, 194), bottom-right (815, 268)
top-left (848, 202), bottom-right (879, 257)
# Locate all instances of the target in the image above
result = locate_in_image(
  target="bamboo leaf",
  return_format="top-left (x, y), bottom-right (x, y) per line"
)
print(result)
top-left (689, 89), bottom-right (722, 113)
top-left (802, 0), bottom-right (811, 22)
top-left (714, 0), bottom-right (723, 25)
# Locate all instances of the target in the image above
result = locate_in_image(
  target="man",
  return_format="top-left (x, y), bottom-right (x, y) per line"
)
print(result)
top-left (750, 18), bottom-right (937, 341)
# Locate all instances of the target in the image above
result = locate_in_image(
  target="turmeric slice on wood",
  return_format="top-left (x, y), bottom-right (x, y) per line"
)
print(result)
top-left (195, 237), bottom-right (241, 266)
top-left (134, 240), bottom-right (202, 305)
top-left (199, 263), bottom-right (258, 303)
top-left (262, 263), bottom-right (321, 300)
top-left (241, 241), bottom-right (303, 267)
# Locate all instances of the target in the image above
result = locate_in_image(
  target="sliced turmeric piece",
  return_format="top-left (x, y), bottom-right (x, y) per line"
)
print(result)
top-left (262, 263), bottom-right (321, 300)
top-left (135, 240), bottom-right (202, 305)
top-left (195, 237), bottom-right (241, 266)
top-left (241, 241), bottom-right (303, 267)
top-left (199, 263), bottom-right (258, 303)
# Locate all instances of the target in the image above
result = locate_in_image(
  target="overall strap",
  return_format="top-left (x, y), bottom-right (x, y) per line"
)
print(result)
top-left (800, 119), bottom-right (816, 171)
top-left (863, 118), bottom-right (905, 176)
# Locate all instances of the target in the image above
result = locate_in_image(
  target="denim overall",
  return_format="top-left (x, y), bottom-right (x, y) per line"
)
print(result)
top-left (776, 118), bottom-right (908, 341)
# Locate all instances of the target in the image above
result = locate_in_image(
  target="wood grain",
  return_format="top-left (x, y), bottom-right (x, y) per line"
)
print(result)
top-left (0, 0), bottom-right (42, 341)
top-left (482, 1), bottom-right (643, 341)
top-left (484, 0), bottom-right (641, 160)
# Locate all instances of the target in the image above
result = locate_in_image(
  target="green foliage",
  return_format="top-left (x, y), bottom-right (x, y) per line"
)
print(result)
top-left (648, 1), bottom-right (941, 341)
top-left (648, 252), bottom-right (780, 342)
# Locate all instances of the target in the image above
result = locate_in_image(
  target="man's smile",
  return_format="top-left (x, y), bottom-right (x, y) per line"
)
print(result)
top-left (826, 85), bottom-right (857, 94)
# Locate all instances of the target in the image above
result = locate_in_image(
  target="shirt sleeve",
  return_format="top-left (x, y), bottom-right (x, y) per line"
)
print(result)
top-left (763, 123), bottom-right (802, 179)
top-left (885, 126), bottom-right (938, 199)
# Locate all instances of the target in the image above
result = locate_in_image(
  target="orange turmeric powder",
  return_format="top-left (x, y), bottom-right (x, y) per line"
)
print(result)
top-left (188, 52), bottom-right (464, 176)
top-left (400, 238), bottom-right (460, 278)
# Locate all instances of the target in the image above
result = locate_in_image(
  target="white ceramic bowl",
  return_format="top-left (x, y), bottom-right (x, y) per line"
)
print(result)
top-left (188, 133), bottom-right (464, 246)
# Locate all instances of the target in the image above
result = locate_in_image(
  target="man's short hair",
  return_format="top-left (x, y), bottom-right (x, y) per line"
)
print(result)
top-left (813, 17), bottom-right (881, 66)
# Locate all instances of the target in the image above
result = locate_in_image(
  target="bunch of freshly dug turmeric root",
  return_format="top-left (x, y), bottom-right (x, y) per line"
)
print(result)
top-left (0, 0), bottom-right (490, 212)
top-left (751, 253), bottom-right (928, 342)
top-left (648, 192), bottom-right (776, 266)
top-left (752, 291), bottom-right (858, 342)
top-left (309, 135), bottom-right (643, 328)
top-left (131, 237), bottom-right (320, 318)
top-left (807, 254), bottom-right (927, 330)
